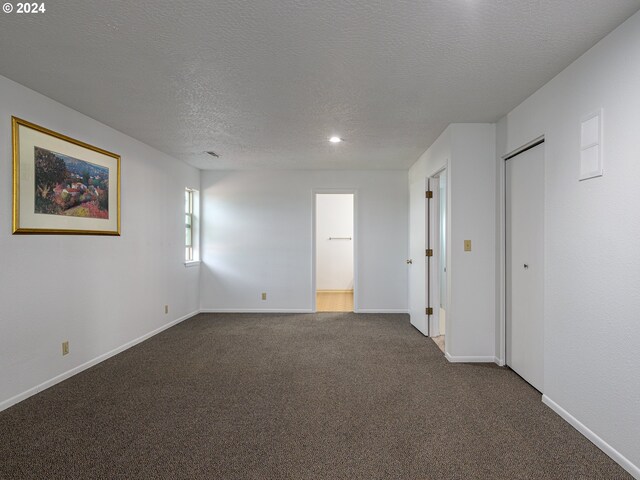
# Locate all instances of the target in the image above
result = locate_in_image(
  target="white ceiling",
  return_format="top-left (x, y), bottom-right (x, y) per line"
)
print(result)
top-left (1, 1), bottom-right (638, 170)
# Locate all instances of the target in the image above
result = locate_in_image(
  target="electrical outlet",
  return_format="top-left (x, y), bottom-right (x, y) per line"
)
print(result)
top-left (62, 341), bottom-right (69, 356)
top-left (164, 305), bottom-right (169, 314)
top-left (261, 292), bottom-right (267, 301)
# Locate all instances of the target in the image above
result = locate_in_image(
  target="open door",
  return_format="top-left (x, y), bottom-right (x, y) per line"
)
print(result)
top-left (409, 178), bottom-right (429, 334)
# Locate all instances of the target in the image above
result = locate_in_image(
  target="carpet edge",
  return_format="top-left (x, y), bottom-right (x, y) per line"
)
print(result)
top-left (0, 310), bottom-right (200, 413)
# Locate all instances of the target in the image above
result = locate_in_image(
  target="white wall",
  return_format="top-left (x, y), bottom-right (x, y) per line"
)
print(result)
top-left (200, 170), bottom-right (408, 313)
top-left (495, 11), bottom-right (640, 477)
top-left (316, 194), bottom-right (354, 291)
top-left (408, 124), bottom-right (496, 360)
top-left (450, 124), bottom-right (497, 360)
top-left (0, 75), bottom-right (201, 411)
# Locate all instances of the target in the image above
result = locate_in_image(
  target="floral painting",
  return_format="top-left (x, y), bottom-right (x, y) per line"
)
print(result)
top-left (34, 147), bottom-right (109, 219)
top-left (12, 117), bottom-right (120, 235)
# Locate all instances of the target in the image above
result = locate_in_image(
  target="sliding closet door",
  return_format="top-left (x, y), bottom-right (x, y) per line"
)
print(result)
top-left (506, 143), bottom-right (544, 392)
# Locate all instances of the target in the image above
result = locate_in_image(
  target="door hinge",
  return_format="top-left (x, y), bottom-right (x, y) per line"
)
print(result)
top-left (425, 191), bottom-right (433, 199)
top-left (426, 249), bottom-right (433, 257)
top-left (426, 307), bottom-right (433, 315)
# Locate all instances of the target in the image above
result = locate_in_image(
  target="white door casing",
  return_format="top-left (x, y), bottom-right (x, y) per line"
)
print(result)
top-left (428, 177), bottom-right (441, 337)
top-left (315, 194), bottom-right (354, 291)
top-left (409, 167), bottom-right (449, 339)
top-left (311, 188), bottom-right (358, 312)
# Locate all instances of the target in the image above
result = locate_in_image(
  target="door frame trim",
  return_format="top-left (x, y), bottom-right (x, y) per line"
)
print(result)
top-left (311, 189), bottom-right (358, 313)
top-left (504, 136), bottom-right (545, 161)
top-left (498, 135), bottom-right (545, 367)
top-left (427, 167), bottom-right (449, 339)
top-left (425, 163), bottom-right (450, 352)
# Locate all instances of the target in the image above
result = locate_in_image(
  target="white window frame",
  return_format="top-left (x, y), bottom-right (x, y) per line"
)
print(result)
top-left (185, 188), bottom-right (200, 266)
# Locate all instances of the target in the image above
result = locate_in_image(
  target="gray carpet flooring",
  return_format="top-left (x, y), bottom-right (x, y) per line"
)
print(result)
top-left (0, 313), bottom-right (631, 479)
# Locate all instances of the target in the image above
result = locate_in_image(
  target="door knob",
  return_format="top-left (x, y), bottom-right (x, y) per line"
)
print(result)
top-left (406, 259), bottom-right (413, 264)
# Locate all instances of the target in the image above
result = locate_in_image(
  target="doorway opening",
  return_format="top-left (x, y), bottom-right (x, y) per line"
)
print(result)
top-left (315, 193), bottom-right (355, 312)
top-left (428, 170), bottom-right (448, 353)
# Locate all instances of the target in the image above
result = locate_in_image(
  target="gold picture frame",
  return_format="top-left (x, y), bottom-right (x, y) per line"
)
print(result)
top-left (12, 117), bottom-right (121, 235)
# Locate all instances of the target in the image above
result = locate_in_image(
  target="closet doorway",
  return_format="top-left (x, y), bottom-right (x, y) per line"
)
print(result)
top-left (315, 193), bottom-right (355, 312)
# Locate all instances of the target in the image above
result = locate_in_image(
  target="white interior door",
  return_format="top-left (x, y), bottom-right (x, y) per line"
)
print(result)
top-left (408, 177), bottom-right (427, 335)
top-left (506, 142), bottom-right (544, 392)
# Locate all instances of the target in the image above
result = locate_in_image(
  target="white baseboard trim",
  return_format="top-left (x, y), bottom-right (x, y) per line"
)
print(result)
top-left (199, 308), bottom-right (314, 313)
top-left (355, 309), bottom-right (409, 314)
top-left (0, 310), bottom-right (200, 413)
top-left (542, 395), bottom-right (639, 479)
top-left (445, 353), bottom-right (497, 363)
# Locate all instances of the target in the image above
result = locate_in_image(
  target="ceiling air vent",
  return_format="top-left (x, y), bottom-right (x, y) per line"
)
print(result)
top-left (205, 151), bottom-right (220, 158)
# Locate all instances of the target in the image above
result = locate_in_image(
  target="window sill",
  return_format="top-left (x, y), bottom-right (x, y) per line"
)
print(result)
top-left (184, 261), bottom-right (201, 268)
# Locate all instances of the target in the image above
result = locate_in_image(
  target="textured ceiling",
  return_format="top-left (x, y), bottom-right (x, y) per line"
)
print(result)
top-left (1, 1), bottom-right (639, 170)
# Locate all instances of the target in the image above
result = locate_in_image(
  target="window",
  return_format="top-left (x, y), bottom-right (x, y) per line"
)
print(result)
top-left (185, 188), bottom-right (198, 263)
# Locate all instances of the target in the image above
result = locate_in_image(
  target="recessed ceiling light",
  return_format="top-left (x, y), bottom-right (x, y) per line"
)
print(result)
top-left (329, 136), bottom-right (343, 143)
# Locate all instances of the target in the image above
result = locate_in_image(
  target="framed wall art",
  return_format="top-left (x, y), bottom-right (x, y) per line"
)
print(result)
top-left (12, 117), bottom-right (120, 235)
